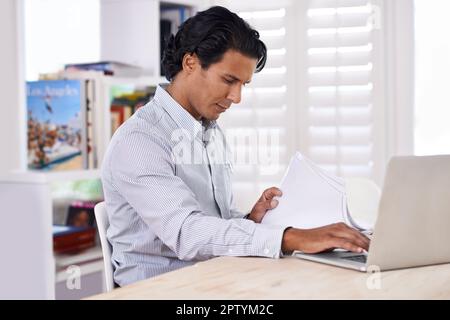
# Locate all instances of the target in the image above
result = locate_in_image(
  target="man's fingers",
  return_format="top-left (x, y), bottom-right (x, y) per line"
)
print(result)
top-left (257, 199), bottom-right (279, 211)
top-left (338, 230), bottom-right (370, 251)
top-left (331, 237), bottom-right (364, 253)
top-left (262, 187), bottom-right (282, 201)
top-left (269, 199), bottom-right (279, 209)
top-left (332, 223), bottom-right (370, 250)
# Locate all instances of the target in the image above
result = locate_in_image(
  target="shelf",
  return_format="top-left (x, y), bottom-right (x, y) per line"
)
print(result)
top-left (55, 260), bottom-right (104, 283)
top-left (0, 169), bottom-right (101, 184)
top-left (161, 0), bottom-right (200, 6)
top-left (55, 246), bottom-right (103, 269)
top-left (55, 246), bottom-right (104, 283)
top-left (103, 75), bottom-right (168, 87)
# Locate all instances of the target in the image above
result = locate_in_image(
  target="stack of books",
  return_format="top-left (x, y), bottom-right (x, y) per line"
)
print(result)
top-left (110, 86), bottom-right (157, 135)
top-left (53, 200), bottom-right (100, 254)
top-left (64, 61), bottom-right (143, 77)
top-left (53, 225), bottom-right (96, 254)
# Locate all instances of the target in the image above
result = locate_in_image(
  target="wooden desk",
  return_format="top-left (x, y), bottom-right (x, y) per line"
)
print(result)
top-left (88, 256), bottom-right (450, 299)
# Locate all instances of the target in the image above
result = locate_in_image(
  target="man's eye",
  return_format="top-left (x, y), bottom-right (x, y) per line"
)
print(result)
top-left (223, 78), bottom-right (234, 85)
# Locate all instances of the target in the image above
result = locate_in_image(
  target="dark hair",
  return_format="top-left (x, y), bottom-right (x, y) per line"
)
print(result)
top-left (162, 6), bottom-right (267, 81)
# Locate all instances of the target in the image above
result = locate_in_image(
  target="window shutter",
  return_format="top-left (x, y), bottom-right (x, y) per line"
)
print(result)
top-left (216, 0), bottom-right (387, 211)
top-left (217, 2), bottom-right (293, 211)
top-left (301, 0), bottom-right (386, 182)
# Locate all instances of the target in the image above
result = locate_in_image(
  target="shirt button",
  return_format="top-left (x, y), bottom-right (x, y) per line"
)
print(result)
top-left (264, 248), bottom-right (270, 255)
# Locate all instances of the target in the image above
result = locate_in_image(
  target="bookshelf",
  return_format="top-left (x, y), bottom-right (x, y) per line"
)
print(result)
top-left (101, 0), bottom-right (208, 77)
top-left (0, 171), bottom-right (104, 299)
top-left (0, 0), bottom-right (208, 299)
top-left (6, 169), bottom-right (101, 184)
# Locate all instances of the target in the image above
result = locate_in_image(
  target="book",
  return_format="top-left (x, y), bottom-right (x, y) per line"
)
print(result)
top-left (160, 19), bottom-right (172, 76)
top-left (110, 86), bottom-right (156, 111)
top-left (109, 85), bottom-right (156, 135)
top-left (62, 69), bottom-right (105, 169)
top-left (160, 5), bottom-right (189, 35)
top-left (261, 152), bottom-right (381, 231)
top-left (27, 80), bottom-right (87, 171)
top-left (110, 105), bottom-right (133, 135)
top-left (53, 225), bottom-right (96, 254)
top-left (160, 5), bottom-right (190, 77)
top-left (64, 61), bottom-right (143, 77)
top-left (84, 79), bottom-right (97, 169)
top-left (66, 200), bottom-right (98, 228)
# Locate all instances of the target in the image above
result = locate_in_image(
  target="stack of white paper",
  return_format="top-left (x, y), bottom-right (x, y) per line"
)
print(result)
top-left (261, 152), bottom-right (379, 231)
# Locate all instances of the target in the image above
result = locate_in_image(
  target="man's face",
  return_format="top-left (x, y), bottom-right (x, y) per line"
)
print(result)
top-left (185, 50), bottom-right (257, 121)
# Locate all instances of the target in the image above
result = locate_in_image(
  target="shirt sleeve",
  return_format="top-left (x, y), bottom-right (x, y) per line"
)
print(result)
top-left (109, 130), bottom-right (286, 261)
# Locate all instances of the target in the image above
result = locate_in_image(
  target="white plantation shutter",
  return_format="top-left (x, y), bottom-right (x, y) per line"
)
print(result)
top-left (216, 0), bottom-right (388, 211)
top-left (300, 0), bottom-right (386, 183)
top-left (217, 1), bottom-right (294, 211)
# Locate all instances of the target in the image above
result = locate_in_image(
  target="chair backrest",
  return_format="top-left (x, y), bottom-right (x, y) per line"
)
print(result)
top-left (345, 177), bottom-right (381, 228)
top-left (94, 201), bottom-right (115, 292)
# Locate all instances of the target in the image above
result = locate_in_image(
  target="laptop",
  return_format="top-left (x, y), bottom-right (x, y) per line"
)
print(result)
top-left (293, 155), bottom-right (450, 272)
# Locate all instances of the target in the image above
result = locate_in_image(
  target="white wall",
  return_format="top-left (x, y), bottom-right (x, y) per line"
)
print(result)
top-left (25, 0), bottom-right (101, 81)
top-left (384, 0), bottom-right (415, 158)
top-left (415, 0), bottom-right (450, 155)
top-left (0, 0), bottom-right (26, 175)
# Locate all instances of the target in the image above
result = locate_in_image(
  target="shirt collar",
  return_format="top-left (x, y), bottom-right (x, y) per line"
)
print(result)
top-left (154, 84), bottom-right (217, 140)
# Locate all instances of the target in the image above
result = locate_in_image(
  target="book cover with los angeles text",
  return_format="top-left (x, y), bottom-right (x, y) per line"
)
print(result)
top-left (27, 80), bottom-right (86, 171)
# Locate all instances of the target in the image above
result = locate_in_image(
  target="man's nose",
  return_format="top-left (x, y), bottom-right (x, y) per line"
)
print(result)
top-left (227, 84), bottom-right (242, 104)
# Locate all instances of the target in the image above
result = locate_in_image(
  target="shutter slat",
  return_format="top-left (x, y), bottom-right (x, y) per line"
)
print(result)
top-left (264, 54), bottom-right (287, 68)
top-left (308, 0), bottom-right (369, 9)
top-left (251, 73), bottom-right (286, 88)
top-left (308, 126), bottom-right (374, 145)
top-left (309, 90), bottom-right (371, 106)
top-left (308, 52), bottom-right (372, 67)
top-left (309, 105), bottom-right (372, 126)
top-left (241, 90), bottom-right (287, 108)
top-left (308, 32), bottom-right (371, 48)
top-left (251, 16), bottom-right (286, 30)
top-left (308, 69), bottom-right (371, 86)
top-left (260, 36), bottom-right (286, 49)
top-left (308, 13), bottom-right (371, 29)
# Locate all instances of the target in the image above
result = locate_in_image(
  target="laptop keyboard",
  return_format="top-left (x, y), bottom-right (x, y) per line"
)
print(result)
top-left (341, 255), bottom-right (367, 263)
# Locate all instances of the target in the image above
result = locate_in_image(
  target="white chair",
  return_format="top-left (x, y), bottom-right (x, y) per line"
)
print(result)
top-left (345, 177), bottom-right (381, 228)
top-left (94, 201), bottom-right (115, 292)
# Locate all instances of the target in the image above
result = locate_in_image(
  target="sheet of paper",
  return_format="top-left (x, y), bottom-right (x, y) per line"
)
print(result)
top-left (302, 155), bottom-right (345, 194)
top-left (261, 152), bottom-right (347, 229)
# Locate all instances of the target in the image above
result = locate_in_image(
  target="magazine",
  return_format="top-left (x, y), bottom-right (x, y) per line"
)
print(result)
top-left (27, 80), bottom-right (87, 170)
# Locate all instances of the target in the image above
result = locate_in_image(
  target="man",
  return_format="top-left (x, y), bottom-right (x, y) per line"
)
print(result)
top-left (101, 6), bottom-right (370, 287)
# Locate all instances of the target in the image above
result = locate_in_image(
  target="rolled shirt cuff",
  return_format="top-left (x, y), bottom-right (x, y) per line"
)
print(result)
top-left (251, 223), bottom-right (290, 259)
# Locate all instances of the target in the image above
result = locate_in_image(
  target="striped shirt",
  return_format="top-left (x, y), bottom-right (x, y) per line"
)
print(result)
top-left (101, 85), bottom-right (286, 287)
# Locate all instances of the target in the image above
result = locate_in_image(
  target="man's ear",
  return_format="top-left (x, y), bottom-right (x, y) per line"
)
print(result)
top-left (182, 53), bottom-right (200, 74)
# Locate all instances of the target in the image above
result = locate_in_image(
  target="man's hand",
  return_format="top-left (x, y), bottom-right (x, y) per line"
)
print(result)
top-left (247, 187), bottom-right (282, 223)
top-left (282, 223), bottom-right (370, 254)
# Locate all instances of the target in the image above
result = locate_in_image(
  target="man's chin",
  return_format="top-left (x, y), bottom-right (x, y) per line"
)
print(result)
top-left (204, 113), bottom-right (220, 121)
